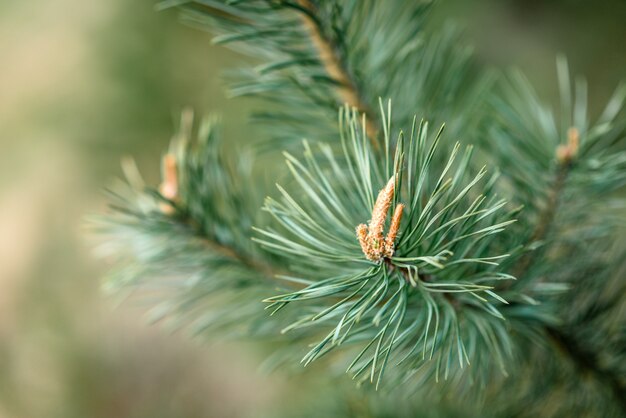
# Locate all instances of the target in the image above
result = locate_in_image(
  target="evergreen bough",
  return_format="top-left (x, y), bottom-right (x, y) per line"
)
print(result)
top-left (93, 1), bottom-right (626, 416)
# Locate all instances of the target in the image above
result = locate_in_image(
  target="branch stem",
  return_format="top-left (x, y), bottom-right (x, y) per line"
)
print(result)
top-left (295, 0), bottom-right (379, 143)
top-left (199, 233), bottom-right (279, 279)
top-left (512, 159), bottom-right (572, 278)
top-left (181, 213), bottom-right (282, 281)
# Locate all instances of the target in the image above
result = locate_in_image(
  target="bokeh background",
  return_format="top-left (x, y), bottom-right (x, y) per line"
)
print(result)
top-left (1, 1), bottom-right (625, 417)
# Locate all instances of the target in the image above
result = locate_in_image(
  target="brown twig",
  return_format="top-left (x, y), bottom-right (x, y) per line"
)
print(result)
top-left (296, 0), bottom-right (379, 144)
top-left (179, 213), bottom-right (283, 282)
top-left (511, 162), bottom-right (570, 278)
top-left (512, 128), bottom-right (579, 279)
top-left (199, 232), bottom-right (279, 280)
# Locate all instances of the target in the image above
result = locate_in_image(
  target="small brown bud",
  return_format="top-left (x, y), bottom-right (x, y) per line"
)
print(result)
top-left (356, 224), bottom-right (372, 259)
top-left (567, 127), bottom-right (580, 151)
top-left (384, 204), bottom-right (404, 257)
top-left (556, 127), bottom-right (579, 164)
top-left (159, 154), bottom-right (178, 214)
top-left (356, 176), bottom-right (405, 262)
top-left (369, 176), bottom-right (396, 240)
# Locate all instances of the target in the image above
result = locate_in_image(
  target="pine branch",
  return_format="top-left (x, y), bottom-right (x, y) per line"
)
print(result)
top-left (488, 59), bottom-right (626, 283)
top-left (95, 103), bottom-right (531, 392)
top-left (256, 105), bottom-right (521, 388)
top-left (487, 58), bottom-right (626, 416)
top-left (511, 130), bottom-right (577, 279)
top-left (93, 113), bottom-right (289, 336)
top-left (166, 0), bottom-right (491, 150)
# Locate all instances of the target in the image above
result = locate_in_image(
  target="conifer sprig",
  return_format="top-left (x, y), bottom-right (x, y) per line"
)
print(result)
top-left (161, 0), bottom-right (491, 148)
top-left (485, 59), bottom-right (626, 415)
top-left (256, 104), bottom-right (518, 387)
top-left (93, 112), bottom-right (278, 336)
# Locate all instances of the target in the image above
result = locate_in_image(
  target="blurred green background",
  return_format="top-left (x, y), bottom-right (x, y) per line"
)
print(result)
top-left (1, 1), bottom-right (625, 417)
